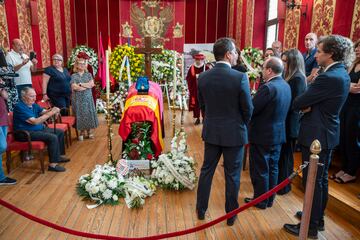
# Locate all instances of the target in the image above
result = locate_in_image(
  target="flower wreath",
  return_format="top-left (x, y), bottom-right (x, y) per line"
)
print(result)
top-left (109, 44), bottom-right (144, 82)
top-left (240, 47), bottom-right (264, 81)
top-left (151, 48), bottom-right (180, 84)
top-left (67, 45), bottom-right (99, 76)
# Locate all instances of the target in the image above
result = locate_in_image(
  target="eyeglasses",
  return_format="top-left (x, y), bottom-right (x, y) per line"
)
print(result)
top-left (53, 58), bottom-right (63, 61)
top-left (77, 62), bottom-right (86, 65)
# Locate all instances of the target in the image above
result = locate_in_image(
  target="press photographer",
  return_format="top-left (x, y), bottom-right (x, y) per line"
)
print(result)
top-left (5, 38), bottom-right (38, 97)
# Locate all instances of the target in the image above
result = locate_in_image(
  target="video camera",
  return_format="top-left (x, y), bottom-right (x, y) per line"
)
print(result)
top-left (0, 48), bottom-right (17, 88)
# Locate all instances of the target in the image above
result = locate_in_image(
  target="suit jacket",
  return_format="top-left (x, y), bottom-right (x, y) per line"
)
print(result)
top-left (286, 71), bottom-right (306, 138)
top-left (293, 63), bottom-right (350, 149)
top-left (198, 63), bottom-right (253, 147)
top-left (249, 76), bottom-right (291, 145)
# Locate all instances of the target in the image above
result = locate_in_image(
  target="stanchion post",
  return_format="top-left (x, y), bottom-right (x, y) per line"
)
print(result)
top-left (299, 139), bottom-right (321, 239)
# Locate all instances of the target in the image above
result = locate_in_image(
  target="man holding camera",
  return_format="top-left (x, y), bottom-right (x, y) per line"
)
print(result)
top-left (5, 39), bottom-right (38, 96)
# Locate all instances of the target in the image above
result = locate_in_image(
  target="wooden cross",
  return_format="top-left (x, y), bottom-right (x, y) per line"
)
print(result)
top-left (134, 36), bottom-right (162, 80)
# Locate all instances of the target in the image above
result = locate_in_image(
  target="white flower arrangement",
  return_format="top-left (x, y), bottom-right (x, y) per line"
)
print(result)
top-left (77, 163), bottom-right (126, 208)
top-left (77, 163), bottom-right (156, 209)
top-left (151, 131), bottom-right (197, 190)
top-left (67, 45), bottom-right (99, 76)
top-left (123, 176), bottom-right (156, 209)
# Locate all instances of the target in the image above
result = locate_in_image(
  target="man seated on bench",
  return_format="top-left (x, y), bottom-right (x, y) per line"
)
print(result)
top-left (13, 87), bottom-right (70, 172)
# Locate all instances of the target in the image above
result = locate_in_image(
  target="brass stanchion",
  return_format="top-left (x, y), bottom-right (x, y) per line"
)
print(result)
top-left (299, 139), bottom-right (321, 239)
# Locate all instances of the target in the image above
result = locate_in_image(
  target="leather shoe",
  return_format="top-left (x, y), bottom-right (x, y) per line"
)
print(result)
top-left (244, 197), bottom-right (267, 209)
top-left (227, 216), bottom-right (237, 226)
top-left (283, 223), bottom-right (318, 239)
top-left (48, 165), bottom-right (66, 172)
top-left (295, 211), bottom-right (325, 231)
top-left (58, 156), bottom-right (70, 163)
top-left (197, 210), bottom-right (205, 220)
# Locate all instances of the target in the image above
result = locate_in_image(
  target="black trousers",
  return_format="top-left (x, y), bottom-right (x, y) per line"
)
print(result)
top-left (48, 93), bottom-right (71, 116)
top-left (196, 142), bottom-right (244, 215)
top-left (301, 145), bottom-right (332, 230)
top-left (277, 138), bottom-right (296, 194)
top-left (339, 104), bottom-right (360, 176)
top-left (249, 143), bottom-right (282, 207)
top-left (15, 127), bottom-right (65, 163)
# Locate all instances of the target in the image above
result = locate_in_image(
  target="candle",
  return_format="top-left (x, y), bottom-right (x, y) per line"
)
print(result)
top-left (106, 50), bottom-right (110, 101)
top-left (173, 52), bottom-right (177, 101)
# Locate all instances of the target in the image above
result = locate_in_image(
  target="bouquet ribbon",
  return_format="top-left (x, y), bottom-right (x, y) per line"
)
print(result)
top-left (162, 157), bottom-right (195, 190)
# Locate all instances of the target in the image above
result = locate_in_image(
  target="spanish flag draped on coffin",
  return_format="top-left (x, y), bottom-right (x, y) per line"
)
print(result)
top-left (118, 81), bottom-right (164, 157)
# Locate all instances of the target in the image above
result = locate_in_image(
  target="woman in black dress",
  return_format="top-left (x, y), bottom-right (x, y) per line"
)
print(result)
top-left (334, 39), bottom-right (360, 183)
top-left (42, 54), bottom-right (71, 115)
top-left (278, 49), bottom-right (307, 194)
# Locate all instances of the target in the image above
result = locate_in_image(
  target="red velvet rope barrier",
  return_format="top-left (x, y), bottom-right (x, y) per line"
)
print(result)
top-left (0, 178), bottom-right (291, 240)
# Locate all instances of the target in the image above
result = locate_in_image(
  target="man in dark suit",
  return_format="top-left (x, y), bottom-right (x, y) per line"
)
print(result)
top-left (245, 57), bottom-right (291, 209)
top-left (196, 38), bottom-right (253, 226)
top-left (283, 35), bottom-right (353, 239)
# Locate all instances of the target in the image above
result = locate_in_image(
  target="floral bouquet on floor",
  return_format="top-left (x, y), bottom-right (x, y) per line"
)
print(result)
top-left (151, 131), bottom-right (197, 190)
top-left (123, 175), bottom-right (156, 208)
top-left (77, 163), bottom-right (126, 208)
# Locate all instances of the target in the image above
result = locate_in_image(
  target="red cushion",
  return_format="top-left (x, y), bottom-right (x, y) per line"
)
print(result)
top-left (61, 116), bottom-right (76, 126)
top-left (47, 123), bottom-right (68, 131)
top-left (7, 141), bottom-right (46, 151)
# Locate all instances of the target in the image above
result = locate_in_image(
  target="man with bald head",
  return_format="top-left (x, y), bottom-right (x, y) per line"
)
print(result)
top-left (303, 33), bottom-right (319, 83)
top-left (6, 38), bottom-right (38, 95)
top-left (245, 57), bottom-right (291, 209)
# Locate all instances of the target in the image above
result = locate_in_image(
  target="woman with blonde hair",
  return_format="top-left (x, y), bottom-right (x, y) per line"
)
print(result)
top-left (70, 52), bottom-right (98, 141)
top-left (277, 48), bottom-right (306, 194)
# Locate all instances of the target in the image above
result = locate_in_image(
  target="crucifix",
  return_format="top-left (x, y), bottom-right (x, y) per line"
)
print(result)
top-left (134, 36), bottom-right (162, 80)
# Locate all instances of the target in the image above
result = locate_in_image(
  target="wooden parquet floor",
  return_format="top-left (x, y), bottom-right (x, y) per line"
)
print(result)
top-left (0, 109), bottom-right (359, 240)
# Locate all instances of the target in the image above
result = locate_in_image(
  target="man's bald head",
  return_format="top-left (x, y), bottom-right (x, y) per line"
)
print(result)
top-left (305, 33), bottom-right (318, 50)
top-left (262, 57), bottom-right (284, 81)
top-left (12, 38), bottom-right (24, 53)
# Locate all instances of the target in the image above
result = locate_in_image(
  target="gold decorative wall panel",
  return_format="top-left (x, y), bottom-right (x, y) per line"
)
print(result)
top-left (245, 0), bottom-right (254, 47)
top-left (0, 4), bottom-right (9, 50)
top-left (351, 0), bottom-right (360, 41)
top-left (311, 0), bottom-right (336, 37)
top-left (283, 0), bottom-right (301, 50)
top-left (38, 0), bottom-right (50, 67)
top-left (235, 0), bottom-right (242, 47)
top-left (64, 0), bottom-right (73, 58)
top-left (16, 0), bottom-right (33, 52)
top-left (52, 0), bottom-right (63, 55)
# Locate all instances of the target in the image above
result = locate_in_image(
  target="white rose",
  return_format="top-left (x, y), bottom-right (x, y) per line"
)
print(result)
top-left (90, 186), bottom-right (100, 194)
top-left (99, 183), bottom-right (107, 192)
top-left (85, 182), bottom-right (92, 192)
top-left (107, 180), bottom-right (118, 189)
top-left (102, 189), bottom-right (113, 199)
top-left (165, 175), bottom-right (174, 184)
top-left (112, 195), bottom-right (119, 201)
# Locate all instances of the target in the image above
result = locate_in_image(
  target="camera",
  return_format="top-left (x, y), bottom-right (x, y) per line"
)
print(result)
top-left (30, 51), bottom-right (36, 60)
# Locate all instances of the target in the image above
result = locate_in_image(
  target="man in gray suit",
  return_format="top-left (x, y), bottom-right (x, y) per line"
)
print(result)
top-left (196, 38), bottom-right (253, 226)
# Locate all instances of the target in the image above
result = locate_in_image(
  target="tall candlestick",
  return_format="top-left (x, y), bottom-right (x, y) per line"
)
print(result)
top-left (172, 51), bottom-right (177, 137)
top-left (106, 50), bottom-right (110, 100)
